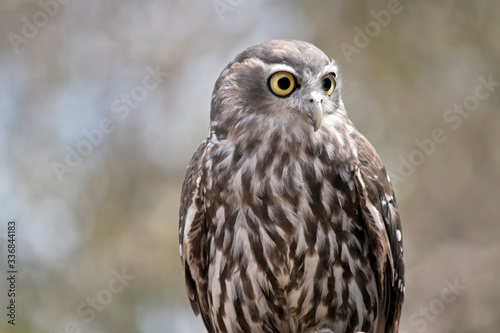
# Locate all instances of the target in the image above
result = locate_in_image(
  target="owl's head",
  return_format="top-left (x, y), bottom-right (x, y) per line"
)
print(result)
top-left (210, 40), bottom-right (347, 140)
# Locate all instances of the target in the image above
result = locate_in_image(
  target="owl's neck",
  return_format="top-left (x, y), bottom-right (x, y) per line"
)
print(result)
top-left (209, 111), bottom-right (358, 167)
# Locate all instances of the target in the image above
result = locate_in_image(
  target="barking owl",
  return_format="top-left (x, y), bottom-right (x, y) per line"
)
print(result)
top-left (179, 40), bottom-right (404, 333)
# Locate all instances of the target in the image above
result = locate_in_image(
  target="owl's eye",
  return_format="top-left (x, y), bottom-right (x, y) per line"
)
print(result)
top-left (269, 72), bottom-right (295, 97)
top-left (321, 73), bottom-right (336, 96)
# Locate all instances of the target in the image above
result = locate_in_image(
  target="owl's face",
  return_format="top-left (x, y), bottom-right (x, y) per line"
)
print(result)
top-left (210, 40), bottom-right (345, 140)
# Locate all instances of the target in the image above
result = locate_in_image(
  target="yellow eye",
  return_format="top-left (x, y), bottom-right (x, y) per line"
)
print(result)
top-left (269, 71), bottom-right (295, 97)
top-left (321, 73), bottom-right (336, 96)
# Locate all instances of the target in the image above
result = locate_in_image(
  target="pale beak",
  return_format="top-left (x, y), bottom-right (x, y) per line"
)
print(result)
top-left (308, 101), bottom-right (323, 132)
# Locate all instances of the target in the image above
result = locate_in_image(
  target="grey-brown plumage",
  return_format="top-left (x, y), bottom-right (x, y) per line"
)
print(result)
top-left (179, 40), bottom-right (404, 333)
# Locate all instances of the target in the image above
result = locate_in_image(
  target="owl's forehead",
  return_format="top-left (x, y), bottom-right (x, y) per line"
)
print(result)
top-left (229, 40), bottom-right (336, 75)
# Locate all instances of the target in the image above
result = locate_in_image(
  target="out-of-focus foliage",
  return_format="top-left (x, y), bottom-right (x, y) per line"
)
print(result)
top-left (0, 1), bottom-right (498, 332)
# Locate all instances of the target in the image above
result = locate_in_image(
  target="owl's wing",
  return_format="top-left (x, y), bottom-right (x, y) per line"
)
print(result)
top-left (179, 138), bottom-right (213, 332)
top-left (352, 132), bottom-right (405, 333)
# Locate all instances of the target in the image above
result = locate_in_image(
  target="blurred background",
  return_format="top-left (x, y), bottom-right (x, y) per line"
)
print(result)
top-left (0, 1), bottom-right (499, 332)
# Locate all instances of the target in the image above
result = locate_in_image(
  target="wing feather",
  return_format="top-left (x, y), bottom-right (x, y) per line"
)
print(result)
top-left (352, 132), bottom-right (405, 333)
top-left (178, 138), bottom-right (214, 332)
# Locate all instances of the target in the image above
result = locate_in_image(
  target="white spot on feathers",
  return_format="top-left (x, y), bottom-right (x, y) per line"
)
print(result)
top-left (366, 201), bottom-right (384, 228)
top-left (182, 204), bottom-right (197, 248)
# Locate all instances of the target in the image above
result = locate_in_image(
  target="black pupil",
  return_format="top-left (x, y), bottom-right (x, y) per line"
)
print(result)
top-left (277, 77), bottom-right (290, 90)
top-left (322, 78), bottom-right (332, 91)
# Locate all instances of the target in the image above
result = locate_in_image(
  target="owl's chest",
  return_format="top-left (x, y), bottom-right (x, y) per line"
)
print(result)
top-left (203, 146), bottom-right (377, 331)
top-left (204, 144), bottom-right (369, 277)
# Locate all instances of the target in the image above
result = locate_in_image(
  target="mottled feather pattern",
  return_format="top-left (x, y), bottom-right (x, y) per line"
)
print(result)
top-left (179, 40), bottom-right (404, 333)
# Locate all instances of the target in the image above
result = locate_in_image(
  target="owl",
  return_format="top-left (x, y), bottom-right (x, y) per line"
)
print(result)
top-left (179, 40), bottom-right (404, 333)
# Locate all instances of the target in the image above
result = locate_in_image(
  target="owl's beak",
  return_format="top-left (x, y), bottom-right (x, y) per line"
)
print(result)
top-left (306, 94), bottom-right (323, 132)
top-left (310, 103), bottom-right (323, 132)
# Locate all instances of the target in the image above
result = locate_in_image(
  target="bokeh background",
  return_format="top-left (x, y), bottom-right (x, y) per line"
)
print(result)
top-left (0, 1), bottom-right (499, 332)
